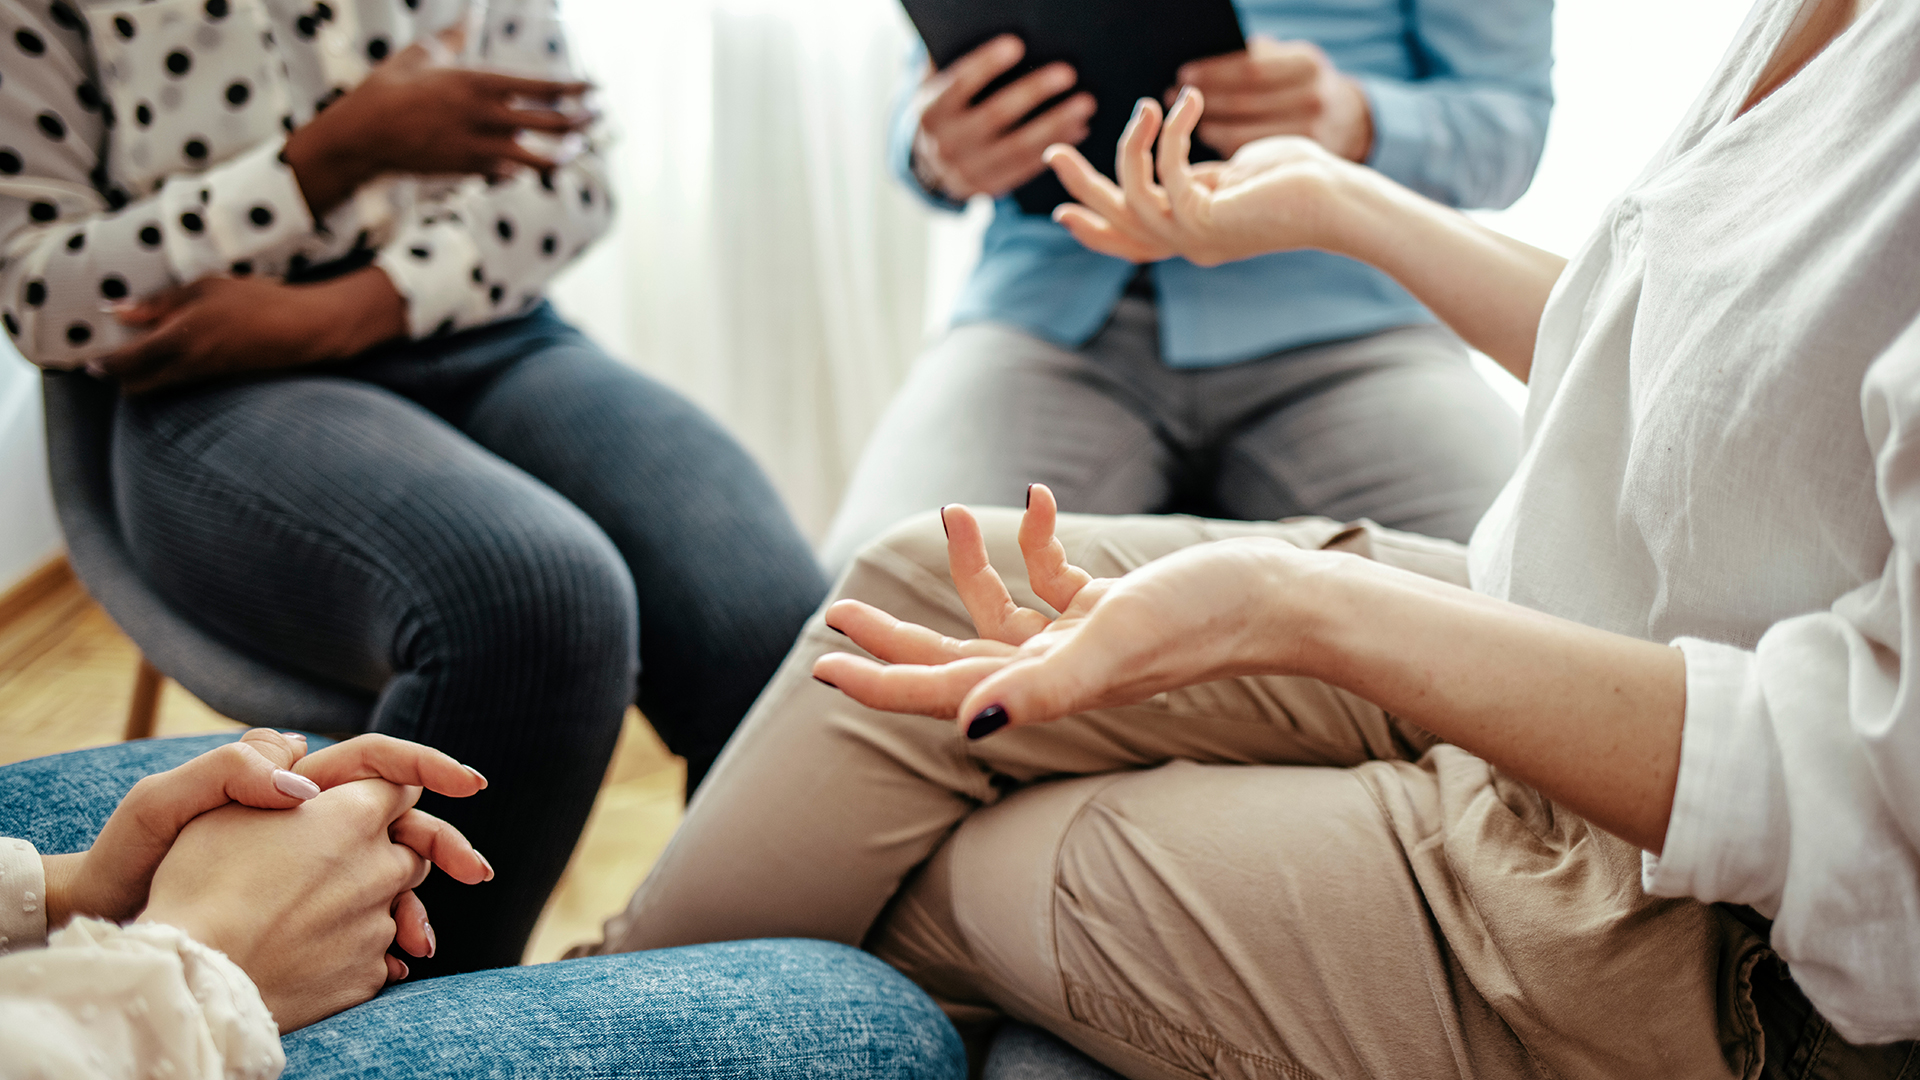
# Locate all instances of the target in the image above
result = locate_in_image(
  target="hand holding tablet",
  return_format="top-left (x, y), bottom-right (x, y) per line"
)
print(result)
top-left (899, 0), bottom-right (1245, 214)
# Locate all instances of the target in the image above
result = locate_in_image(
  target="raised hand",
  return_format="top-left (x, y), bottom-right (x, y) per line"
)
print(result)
top-left (909, 35), bottom-right (1097, 201)
top-left (282, 27), bottom-right (592, 218)
top-left (815, 484), bottom-right (1317, 739)
top-left (1043, 89), bottom-right (1352, 267)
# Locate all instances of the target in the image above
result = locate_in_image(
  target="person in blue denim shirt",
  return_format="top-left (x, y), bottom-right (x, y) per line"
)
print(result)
top-left (818, 0), bottom-right (1552, 571)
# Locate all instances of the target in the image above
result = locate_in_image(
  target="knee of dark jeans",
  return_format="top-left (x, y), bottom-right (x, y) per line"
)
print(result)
top-left (389, 505), bottom-right (639, 735)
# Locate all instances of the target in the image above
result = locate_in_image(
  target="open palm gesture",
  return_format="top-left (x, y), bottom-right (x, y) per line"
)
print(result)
top-left (815, 485), bottom-right (1312, 738)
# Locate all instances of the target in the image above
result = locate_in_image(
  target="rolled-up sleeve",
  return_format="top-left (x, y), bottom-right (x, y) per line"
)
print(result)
top-left (374, 141), bottom-right (613, 339)
top-left (1355, 0), bottom-right (1553, 209)
top-left (1644, 314), bottom-right (1920, 1045)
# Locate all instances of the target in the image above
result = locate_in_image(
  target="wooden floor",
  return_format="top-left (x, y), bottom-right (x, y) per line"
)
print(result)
top-left (0, 560), bottom-right (682, 964)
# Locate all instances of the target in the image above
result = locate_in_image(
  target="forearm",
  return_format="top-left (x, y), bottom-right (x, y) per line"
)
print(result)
top-left (1278, 549), bottom-right (1684, 850)
top-left (1326, 164), bottom-right (1564, 380)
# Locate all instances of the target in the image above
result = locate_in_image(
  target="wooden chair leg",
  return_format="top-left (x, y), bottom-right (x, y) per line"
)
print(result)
top-left (126, 656), bottom-right (162, 741)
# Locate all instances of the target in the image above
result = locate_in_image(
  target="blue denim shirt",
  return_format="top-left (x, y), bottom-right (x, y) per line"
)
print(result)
top-left (892, 0), bottom-right (1555, 367)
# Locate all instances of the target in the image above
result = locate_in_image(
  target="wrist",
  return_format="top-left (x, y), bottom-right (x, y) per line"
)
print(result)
top-left (305, 269), bottom-right (408, 361)
top-left (1248, 543), bottom-right (1361, 680)
top-left (40, 852), bottom-right (79, 928)
top-left (282, 120), bottom-right (372, 220)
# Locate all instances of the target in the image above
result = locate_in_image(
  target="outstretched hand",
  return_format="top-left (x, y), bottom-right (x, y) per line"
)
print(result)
top-left (814, 484), bottom-right (1318, 739)
top-left (1042, 89), bottom-right (1352, 267)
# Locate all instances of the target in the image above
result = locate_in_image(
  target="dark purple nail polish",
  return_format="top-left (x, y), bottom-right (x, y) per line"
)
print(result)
top-left (813, 674), bottom-right (839, 690)
top-left (941, 505), bottom-right (952, 539)
top-left (824, 623), bottom-right (847, 637)
top-left (966, 705), bottom-right (1009, 740)
top-left (1025, 485), bottom-right (1033, 509)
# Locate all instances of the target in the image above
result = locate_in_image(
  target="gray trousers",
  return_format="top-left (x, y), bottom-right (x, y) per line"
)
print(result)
top-left (819, 298), bottom-right (1522, 573)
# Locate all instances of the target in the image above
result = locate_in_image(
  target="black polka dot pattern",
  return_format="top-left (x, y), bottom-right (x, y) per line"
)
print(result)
top-left (0, 0), bottom-right (610, 359)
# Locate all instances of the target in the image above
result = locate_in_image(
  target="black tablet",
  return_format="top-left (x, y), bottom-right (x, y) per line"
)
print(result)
top-left (899, 0), bottom-right (1246, 215)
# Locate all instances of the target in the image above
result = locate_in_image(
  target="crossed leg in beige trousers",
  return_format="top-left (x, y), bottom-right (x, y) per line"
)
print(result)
top-left (590, 510), bottom-right (1762, 1080)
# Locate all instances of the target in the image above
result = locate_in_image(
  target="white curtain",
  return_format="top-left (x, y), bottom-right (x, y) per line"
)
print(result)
top-left (547, 0), bottom-right (971, 541)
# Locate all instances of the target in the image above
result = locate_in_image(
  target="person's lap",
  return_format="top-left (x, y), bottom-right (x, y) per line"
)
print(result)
top-left (0, 736), bottom-right (966, 1080)
top-left (817, 300), bottom-right (1519, 573)
top-left (107, 306), bottom-right (826, 972)
top-left (609, 509), bottom-right (1750, 1080)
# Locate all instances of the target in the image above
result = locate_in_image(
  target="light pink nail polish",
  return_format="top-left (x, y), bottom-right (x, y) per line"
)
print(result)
top-left (465, 765), bottom-right (488, 788)
top-left (272, 770), bottom-right (320, 800)
top-left (423, 921), bottom-right (436, 959)
top-left (282, 731), bottom-right (307, 743)
top-left (477, 852), bottom-right (496, 882)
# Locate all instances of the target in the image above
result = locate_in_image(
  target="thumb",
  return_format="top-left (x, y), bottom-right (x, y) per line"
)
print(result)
top-left (953, 648), bottom-right (1098, 740)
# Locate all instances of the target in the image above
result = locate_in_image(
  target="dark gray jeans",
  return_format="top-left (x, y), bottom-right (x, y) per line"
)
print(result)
top-left (820, 299), bottom-right (1522, 573)
top-left (109, 304), bottom-right (826, 975)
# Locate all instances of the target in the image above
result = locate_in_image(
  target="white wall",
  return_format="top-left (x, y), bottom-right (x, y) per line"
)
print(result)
top-left (0, 346), bottom-right (61, 593)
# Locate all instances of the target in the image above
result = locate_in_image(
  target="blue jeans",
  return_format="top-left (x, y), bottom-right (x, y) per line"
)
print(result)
top-left (0, 735), bottom-right (964, 1080)
top-left (108, 304), bottom-right (828, 974)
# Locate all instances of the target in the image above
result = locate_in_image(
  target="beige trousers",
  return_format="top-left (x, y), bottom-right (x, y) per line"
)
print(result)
top-left (596, 511), bottom-right (1765, 1080)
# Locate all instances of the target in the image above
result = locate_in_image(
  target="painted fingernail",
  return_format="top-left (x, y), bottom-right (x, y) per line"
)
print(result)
top-left (281, 731), bottom-right (307, 743)
top-left (813, 674), bottom-right (839, 690)
top-left (423, 921), bottom-right (437, 959)
top-left (1131, 98), bottom-right (1149, 122)
top-left (1026, 484), bottom-right (1034, 509)
top-left (273, 769), bottom-right (320, 800)
top-left (941, 505), bottom-right (952, 539)
top-left (392, 957), bottom-right (410, 981)
top-left (465, 765), bottom-right (488, 788)
top-left (824, 623), bottom-right (848, 637)
top-left (477, 852), bottom-right (496, 882)
top-left (966, 705), bottom-right (1010, 740)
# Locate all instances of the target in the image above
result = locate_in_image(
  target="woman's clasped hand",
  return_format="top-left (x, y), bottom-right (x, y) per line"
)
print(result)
top-left (42, 731), bottom-right (493, 1032)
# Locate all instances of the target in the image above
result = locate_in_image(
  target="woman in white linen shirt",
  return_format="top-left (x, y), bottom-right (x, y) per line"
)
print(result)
top-left (0, 0), bottom-right (828, 975)
top-left (576, 0), bottom-right (1920, 1075)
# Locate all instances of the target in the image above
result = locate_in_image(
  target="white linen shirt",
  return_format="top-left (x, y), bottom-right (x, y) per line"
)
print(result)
top-left (1468, 0), bottom-right (1920, 1045)
top-left (0, 0), bottom-right (612, 367)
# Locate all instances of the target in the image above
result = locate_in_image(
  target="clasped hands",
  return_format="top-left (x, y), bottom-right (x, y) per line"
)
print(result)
top-left (815, 484), bottom-right (1334, 738)
top-left (43, 730), bottom-right (492, 1031)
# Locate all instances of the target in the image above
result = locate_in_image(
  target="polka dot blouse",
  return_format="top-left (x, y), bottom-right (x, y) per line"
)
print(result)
top-left (0, 0), bottom-right (613, 368)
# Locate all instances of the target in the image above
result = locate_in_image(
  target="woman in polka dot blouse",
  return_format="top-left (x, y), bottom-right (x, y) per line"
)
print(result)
top-left (0, 0), bottom-right (829, 975)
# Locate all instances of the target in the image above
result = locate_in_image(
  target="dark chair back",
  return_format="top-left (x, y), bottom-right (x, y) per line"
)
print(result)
top-left (42, 371), bottom-right (371, 731)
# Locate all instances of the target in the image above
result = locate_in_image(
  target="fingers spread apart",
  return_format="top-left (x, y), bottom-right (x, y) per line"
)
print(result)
top-left (1018, 485), bottom-right (1094, 614)
top-left (944, 504), bottom-right (1053, 645)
